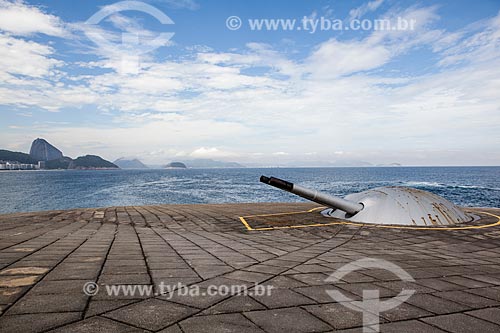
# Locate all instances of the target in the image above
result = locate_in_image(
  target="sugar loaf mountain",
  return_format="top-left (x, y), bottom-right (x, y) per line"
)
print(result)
top-left (0, 138), bottom-right (119, 170)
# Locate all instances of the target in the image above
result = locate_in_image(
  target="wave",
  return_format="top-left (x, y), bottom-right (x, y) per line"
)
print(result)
top-left (402, 181), bottom-right (500, 191)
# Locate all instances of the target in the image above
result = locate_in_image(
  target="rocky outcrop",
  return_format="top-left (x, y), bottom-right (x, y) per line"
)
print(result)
top-left (29, 138), bottom-right (63, 162)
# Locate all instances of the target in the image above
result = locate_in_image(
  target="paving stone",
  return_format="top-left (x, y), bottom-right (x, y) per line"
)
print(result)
top-left (224, 271), bottom-right (272, 283)
top-left (422, 313), bottom-right (500, 333)
top-left (0, 287), bottom-right (28, 304)
top-left (414, 278), bottom-right (465, 291)
top-left (150, 269), bottom-right (198, 278)
top-left (0, 267), bottom-right (49, 275)
top-left (442, 276), bottom-right (493, 288)
top-left (104, 298), bottom-right (197, 331)
top-left (101, 266), bottom-right (148, 275)
top-left (466, 307), bottom-right (500, 325)
top-left (0, 312), bottom-right (81, 333)
top-left (406, 293), bottom-right (470, 314)
top-left (31, 280), bottom-right (88, 295)
top-left (7, 294), bottom-right (88, 314)
top-left (200, 295), bottom-right (266, 315)
top-left (85, 300), bottom-right (138, 317)
top-left (465, 286), bottom-right (500, 301)
top-left (378, 319), bottom-right (447, 332)
top-left (244, 264), bottom-right (288, 275)
top-left (159, 287), bottom-right (230, 309)
top-left (303, 303), bottom-right (379, 330)
top-left (0, 276), bottom-right (39, 288)
top-left (378, 301), bottom-right (432, 321)
top-left (434, 290), bottom-right (499, 307)
top-left (180, 313), bottom-right (265, 333)
top-left (244, 307), bottom-right (332, 333)
top-left (338, 282), bottom-right (397, 298)
top-left (192, 265), bottom-right (233, 279)
top-left (251, 288), bottom-right (315, 308)
top-left (98, 274), bottom-right (151, 285)
top-left (464, 274), bottom-right (500, 286)
top-left (157, 324), bottom-right (183, 333)
top-left (262, 275), bottom-right (307, 289)
top-left (196, 276), bottom-right (252, 289)
top-left (50, 316), bottom-right (147, 332)
top-left (374, 280), bottom-right (436, 294)
top-left (294, 284), bottom-right (359, 303)
top-left (288, 273), bottom-right (331, 286)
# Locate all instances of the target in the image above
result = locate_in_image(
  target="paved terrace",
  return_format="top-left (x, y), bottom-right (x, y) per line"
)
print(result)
top-left (1, 203), bottom-right (500, 332)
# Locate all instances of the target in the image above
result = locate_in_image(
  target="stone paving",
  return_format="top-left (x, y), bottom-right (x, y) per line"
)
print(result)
top-left (0, 203), bottom-right (500, 332)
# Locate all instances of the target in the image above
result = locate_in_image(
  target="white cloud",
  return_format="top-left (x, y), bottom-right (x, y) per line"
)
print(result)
top-left (154, 0), bottom-right (200, 10)
top-left (349, 0), bottom-right (384, 20)
top-left (0, 0), bottom-right (66, 36)
top-left (190, 147), bottom-right (237, 158)
top-left (0, 34), bottom-right (61, 78)
top-left (305, 39), bottom-right (391, 78)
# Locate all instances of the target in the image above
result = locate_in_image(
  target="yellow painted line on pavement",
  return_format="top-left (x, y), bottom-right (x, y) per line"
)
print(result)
top-left (238, 209), bottom-right (500, 232)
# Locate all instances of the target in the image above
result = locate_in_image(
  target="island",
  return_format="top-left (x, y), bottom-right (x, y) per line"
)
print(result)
top-left (165, 162), bottom-right (187, 169)
top-left (114, 158), bottom-right (148, 169)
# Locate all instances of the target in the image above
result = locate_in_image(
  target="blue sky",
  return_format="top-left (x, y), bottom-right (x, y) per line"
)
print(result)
top-left (0, 0), bottom-right (499, 166)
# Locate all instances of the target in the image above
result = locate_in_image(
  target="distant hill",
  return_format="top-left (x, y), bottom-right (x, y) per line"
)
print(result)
top-left (29, 138), bottom-right (63, 162)
top-left (68, 155), bottom-right (119, 170)
top-left (45, 157), bottom-right (72, 169)
top-left (0, 150), bottom-right (37, 164)
top-left (182, 159), bottom-right (244, 168)
top-left (376, 163), bottom-right (402, 167)
top-left (165, 162), bottom-right (187, 169)
top-left (114, 158), bottom-right (148, 169)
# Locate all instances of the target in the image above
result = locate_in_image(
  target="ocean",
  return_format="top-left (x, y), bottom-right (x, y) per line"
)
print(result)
top-left (0, 167), bottom-right (499, 214)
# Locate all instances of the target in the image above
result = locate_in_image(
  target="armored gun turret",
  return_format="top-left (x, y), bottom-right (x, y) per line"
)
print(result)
top-left (260, 176), bottom-right (472, 226)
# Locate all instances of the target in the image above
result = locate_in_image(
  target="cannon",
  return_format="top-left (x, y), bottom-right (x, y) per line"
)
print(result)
top-left (260, 175), bottom-right (472, 226)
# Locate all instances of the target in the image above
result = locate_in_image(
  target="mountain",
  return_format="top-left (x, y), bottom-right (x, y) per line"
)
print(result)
top-left (0, 150), bottom-right (38, 164)
top-left (182, 159), bottom-right (244, 168)
top-left (68, 155), bottom-right (119, 170)
top-left (29, 138), bottom-right (63, 162)
top-left (114, 158), bottom-right (148, 169)
top-left (165, 162), bottom-right (187, 169)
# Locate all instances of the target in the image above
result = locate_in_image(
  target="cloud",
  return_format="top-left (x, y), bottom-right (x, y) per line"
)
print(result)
top-left (153, 0), bottom-right (200, 10)
top-left (348, 0), bottom-right (384, 20)
top-left (0, 34), bottom-right (61, 78)
top-left (305, 39), bottom-right (391, 78)
top-left (437, 12), bottom-right (500, 66)
top-left (0, 0), bottom-right (66, 36)
top-left (190, 147), bottom-right (237, 158)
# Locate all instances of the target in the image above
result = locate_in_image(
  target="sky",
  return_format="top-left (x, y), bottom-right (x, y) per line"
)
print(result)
top-left (0, 0), bottom-right (499, 166)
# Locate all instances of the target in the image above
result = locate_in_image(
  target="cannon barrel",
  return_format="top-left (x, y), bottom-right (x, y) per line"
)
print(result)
top-left (260, 176), bottom-right (364, 216)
